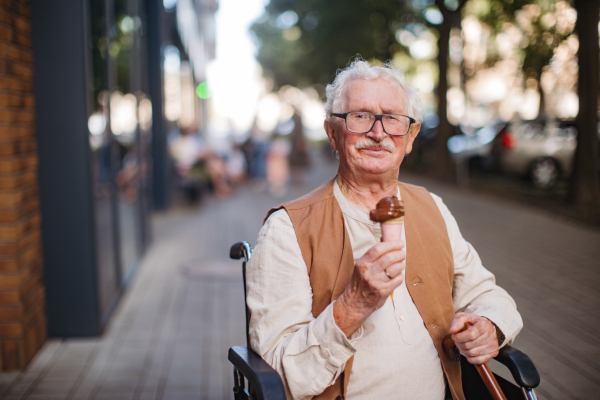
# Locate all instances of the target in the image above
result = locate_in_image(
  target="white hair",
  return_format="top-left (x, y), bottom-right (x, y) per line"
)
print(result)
top-left (324, 58), bottom-right (423, 122)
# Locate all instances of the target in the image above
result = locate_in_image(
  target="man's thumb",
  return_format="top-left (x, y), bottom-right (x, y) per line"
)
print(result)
top-left (449, 313), bottom-right (470, 333)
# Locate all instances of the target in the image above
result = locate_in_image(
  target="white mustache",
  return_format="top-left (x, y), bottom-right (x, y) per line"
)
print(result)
top-left (354, 137), bottom-right (396, 153)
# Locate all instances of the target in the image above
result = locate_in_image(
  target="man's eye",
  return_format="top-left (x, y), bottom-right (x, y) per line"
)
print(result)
top-left (384, 115), bottom-right (400, 123)
top-left (354, 113), bottom-right (370, 120)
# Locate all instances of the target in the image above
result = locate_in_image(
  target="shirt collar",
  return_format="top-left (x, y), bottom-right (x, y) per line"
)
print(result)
top-left (333, 178), bottom-right (401, 225)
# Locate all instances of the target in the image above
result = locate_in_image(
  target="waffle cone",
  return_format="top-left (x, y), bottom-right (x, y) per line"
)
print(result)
top-left (382, 216), bottom-right (404, 225)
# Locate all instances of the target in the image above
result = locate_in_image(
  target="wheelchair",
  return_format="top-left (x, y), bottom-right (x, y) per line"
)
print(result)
top-left (228, 242), bottom-right (540, 400)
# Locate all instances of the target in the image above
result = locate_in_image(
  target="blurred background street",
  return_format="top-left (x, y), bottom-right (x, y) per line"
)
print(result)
top-left (0, 0), bottom-right (598, 399)
top-left (1, 152), bottom-right (600, 400)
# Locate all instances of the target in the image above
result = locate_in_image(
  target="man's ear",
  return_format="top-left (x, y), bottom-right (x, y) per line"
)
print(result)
top-left (324, 119), bottom-right (338, 151)
top-left (405, 121), bottom-right (421, 155)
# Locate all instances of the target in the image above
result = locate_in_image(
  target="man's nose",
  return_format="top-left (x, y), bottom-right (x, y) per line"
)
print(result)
top-left (367, 119), bottom-right (386, 141)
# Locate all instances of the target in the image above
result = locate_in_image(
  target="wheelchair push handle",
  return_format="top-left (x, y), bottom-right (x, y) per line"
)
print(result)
top-left (230, 241), bottom-right (253, 263)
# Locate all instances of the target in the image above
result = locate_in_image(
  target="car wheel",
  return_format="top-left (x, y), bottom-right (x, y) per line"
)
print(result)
top-left (530, 157), bottom-right (559, 188)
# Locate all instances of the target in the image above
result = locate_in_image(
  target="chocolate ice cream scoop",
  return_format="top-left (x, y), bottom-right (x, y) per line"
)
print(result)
top-left (371, 196), bottom-right (405, 243)
top-left (370, 196), bottom-right (405, 223)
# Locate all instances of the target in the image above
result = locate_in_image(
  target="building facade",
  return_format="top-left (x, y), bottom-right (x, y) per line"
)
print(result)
top-left (0, 0), bottom-right (45, 371)
top-left (0, 0), bottom-right (215, 371)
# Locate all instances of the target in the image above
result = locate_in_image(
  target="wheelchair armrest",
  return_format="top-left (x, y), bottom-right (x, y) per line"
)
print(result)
top-left (494, 345), bottom-right (540, 389)
top-left (228, 346), bottom-right (285, 400)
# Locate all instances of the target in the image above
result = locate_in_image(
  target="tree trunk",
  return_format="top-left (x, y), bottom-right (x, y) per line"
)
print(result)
top-left (568, 0), bottom-right (600, 207)
top-left (537, 81), bottom-right (545, 119)
top-left (433, 0), bottom-right (466, 182)
top-left (433, 16), bottom-right (454, 181)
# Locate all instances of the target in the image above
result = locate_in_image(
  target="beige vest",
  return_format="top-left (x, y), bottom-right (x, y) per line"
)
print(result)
top-left (265, 179), bottom-right (465, 400)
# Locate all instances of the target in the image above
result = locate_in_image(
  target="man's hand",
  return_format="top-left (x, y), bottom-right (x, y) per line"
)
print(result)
top-left (333, 241), bottom-right (405, 337)
top-left (449, 313), bottom-right (499, 365)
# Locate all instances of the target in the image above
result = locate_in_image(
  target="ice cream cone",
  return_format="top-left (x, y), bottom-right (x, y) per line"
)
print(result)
top-left (381, 218), bottom-right (403, 242)
top-left (382, 216), bottom-right (404, 225)
top-left (370, 196), bottom-right (405, 242)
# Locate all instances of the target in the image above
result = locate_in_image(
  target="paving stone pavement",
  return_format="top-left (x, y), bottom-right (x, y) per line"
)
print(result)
top-left (0, 153), bottom-right (599, 400)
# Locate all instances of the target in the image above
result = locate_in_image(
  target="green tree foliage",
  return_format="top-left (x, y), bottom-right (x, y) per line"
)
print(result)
top-left (472, 0), bottom-right (572, 69)
top-left (251, 0), bottom-right (414, 89)
top-left (252, 0), bottom-right (598, 199)
top-left (90, 0), bottom-right (139, 110)
top-left (465, 0), bottom-right (598, 205)
top-left (464, 0), bottom-right (576, 110)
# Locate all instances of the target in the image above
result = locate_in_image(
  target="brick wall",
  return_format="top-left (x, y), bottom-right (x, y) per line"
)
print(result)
top-left (0, 0), bottom-right (46, 371)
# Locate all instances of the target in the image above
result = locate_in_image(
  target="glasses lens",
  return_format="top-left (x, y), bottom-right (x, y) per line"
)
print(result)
top-left (346, 112), bottom-right (410, 135)
top-left (346, 112), bottom-right (375, 133)
top-left (382, 115), bottom-right (411, 136)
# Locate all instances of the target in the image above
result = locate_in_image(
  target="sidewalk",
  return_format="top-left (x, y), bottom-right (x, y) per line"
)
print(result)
top-left (0, 153), bottom-right (599, 400)
top-left (402, 174), bottom-right (600, 400)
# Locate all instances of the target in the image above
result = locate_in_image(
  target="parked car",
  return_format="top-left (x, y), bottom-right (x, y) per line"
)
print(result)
top-left (413, 115), bottom-right (498, 172)
top-left (491, 119), bottom-right (577, 188)
top-left (447, 122), bottom-right (505, 173)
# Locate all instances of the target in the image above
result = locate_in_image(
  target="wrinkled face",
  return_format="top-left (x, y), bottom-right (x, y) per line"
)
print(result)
top-left (325, 78), bottom-right (420, 177)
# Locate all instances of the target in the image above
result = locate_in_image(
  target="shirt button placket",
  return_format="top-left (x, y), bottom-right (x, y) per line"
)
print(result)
top-left (393, 289), bottom-right (406, 323)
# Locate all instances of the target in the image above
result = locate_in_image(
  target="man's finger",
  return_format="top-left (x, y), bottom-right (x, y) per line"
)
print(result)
top-left (373, 249), bottom-right (405, 273)
top-left (455, 331), bottom-right (489, 350)
top-left (461, 343), bottom-right (496, 357)
top-left (381, 261), bottom-right (405, 279)
top-left (452, 322), bottom-right (487, 343)
top-left (455, 329), bottom-right (497, 354)
top-left (381, 269), bottom-right (404, 292)
top-left (363, 241), bottom-right (404, 262)
top-left (460, 343), bottom-right (499, 365)
top-left (449, 312), bottom-right (477, 334)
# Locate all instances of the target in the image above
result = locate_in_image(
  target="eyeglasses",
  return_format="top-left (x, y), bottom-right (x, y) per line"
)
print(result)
top-left (331, 112), bottom-right (415, 136)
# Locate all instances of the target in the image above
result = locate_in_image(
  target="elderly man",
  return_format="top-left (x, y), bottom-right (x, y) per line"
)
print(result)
top-left (246, 60), bottom-right (522, 400)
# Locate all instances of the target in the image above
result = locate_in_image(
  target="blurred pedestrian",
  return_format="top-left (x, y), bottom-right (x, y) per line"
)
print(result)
top-left (288, 107), bottom-right (310, 184)
top-left (227, 143), bottom-right (248, 185)
top-left (266, 134), bottom-right (290, 197)
top-left (169, 126), bottom-right (232, 201)
top-left (244, 119), bottom-right (269, 192)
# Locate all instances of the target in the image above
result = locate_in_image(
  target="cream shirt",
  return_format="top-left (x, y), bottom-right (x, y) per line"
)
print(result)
top-left (246, 180), bottom-right (523, 400)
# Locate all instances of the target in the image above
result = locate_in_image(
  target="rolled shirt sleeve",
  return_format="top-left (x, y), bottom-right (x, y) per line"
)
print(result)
top-left (430, 193), bottom-right (523, 347)
top-left (246, 210), bottom-right (361, 399)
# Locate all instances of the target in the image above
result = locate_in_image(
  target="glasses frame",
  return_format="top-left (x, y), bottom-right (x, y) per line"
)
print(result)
top-left (331, 112), bottom-right (416, 137)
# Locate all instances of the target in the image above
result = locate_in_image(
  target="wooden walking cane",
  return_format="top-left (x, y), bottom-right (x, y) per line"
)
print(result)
top-left (442, 332), bottom-right (508, 400)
